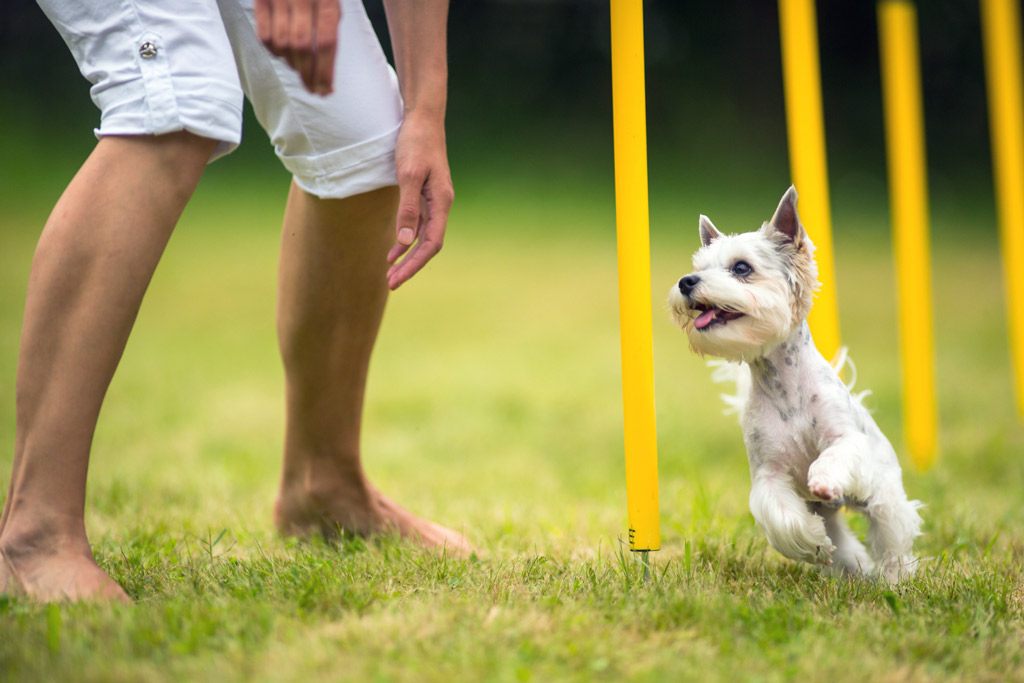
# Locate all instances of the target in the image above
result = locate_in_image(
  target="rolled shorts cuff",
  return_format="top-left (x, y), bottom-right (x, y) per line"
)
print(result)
top-left (282, 122), bottom-right (401, 199)
top-left (93, 76), bottom-right (244, 161)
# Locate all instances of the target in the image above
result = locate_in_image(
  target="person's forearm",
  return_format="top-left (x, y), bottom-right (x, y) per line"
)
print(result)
top-left (382, 0), bottom-right (449, 120)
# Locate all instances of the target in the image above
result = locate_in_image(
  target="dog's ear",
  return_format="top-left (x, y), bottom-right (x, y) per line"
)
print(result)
top-left (767, 185), bottom-right (804, 245)
top-left (699, 215), bottom-right (723, 247)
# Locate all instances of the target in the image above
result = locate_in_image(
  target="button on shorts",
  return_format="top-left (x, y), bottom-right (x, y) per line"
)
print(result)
top-left (37, 0), bottom-right (404, 199)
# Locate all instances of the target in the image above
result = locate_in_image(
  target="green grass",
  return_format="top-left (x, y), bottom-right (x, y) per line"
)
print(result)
top-left (1, 153), bottom-right (1022, 681)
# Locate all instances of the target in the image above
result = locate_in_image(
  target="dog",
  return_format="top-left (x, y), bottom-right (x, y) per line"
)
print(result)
top-left (667, 186), bottom-right (923, 583)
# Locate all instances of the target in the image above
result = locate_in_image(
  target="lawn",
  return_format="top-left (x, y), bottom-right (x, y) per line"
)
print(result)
top-left (1, 143), bottom-right (1022, 681)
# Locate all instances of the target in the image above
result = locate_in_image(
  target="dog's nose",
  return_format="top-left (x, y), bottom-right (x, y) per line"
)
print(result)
top-left (678, 275), bottom-right (700, 296)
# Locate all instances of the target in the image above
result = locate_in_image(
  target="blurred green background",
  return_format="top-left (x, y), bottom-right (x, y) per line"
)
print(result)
top-left (0, 1), bottom-right (1019, 534)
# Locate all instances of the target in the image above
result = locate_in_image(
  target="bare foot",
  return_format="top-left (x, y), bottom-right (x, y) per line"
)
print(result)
top-left (274, 478), bottom-right (475, 558)
top-left (0, 546), bottom-right (130, 604)
top-left (370, 486), bottom-right (475, 557)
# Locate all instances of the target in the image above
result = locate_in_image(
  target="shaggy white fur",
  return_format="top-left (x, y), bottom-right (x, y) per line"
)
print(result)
top-left (668, 186), bottom-right (923, 584)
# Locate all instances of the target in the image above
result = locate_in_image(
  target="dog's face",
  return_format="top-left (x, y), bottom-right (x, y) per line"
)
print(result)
top-left (668, 186), bottom-right (820, 361)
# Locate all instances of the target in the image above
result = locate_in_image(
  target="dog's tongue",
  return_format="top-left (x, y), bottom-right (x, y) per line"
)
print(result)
top-left (694, 308), bottom-right (717, 330)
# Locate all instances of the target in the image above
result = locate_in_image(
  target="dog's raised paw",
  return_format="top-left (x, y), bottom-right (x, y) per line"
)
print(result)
top-left (808, 477), bottom-right (843, 503)
top-left (807, 460), bottom-right (845, 504)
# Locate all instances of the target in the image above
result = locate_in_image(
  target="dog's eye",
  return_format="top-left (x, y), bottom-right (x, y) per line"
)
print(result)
top-left (731, 261), bottom-right (753, 277)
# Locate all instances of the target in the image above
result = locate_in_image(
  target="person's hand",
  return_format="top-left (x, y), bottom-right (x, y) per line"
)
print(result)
top-left (255, 0), bottom-right (340, 95)
top-left (386, 113), bottom-right (454, 290)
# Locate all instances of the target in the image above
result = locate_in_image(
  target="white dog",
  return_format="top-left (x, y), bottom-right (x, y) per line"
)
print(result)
top-left (668, 186), bottom-right (923, 583)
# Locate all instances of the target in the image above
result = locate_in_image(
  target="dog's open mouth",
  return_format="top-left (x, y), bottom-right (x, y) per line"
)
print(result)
top-left (692, 303), bottom-right (744, 330)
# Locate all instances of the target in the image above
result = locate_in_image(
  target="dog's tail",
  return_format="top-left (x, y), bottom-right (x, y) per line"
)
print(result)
top-left (708, 346), bottom-right (869, 418)
top-left (831, 346), bottom-right (872, 408)
top-left (708, 360), bottom-right (751, 419)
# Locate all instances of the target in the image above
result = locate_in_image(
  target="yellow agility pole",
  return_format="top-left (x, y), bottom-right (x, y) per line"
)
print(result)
top-left (878, 1), bottom-right (938, 469)
top-left (778, 0), bottom-right (842, 362)
top-left (980, 0), bottom-right (1024, 418)
top-left (609, 0), bottom-right (660, 557)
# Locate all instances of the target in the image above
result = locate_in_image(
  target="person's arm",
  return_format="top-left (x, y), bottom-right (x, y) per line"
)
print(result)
top-left (381, 0), bottom-right (454, 290)
top-left (255, 0), bottom-right (341, 95)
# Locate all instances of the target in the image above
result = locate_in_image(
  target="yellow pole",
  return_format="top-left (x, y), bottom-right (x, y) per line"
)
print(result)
top-left (980, 0), bottom-right (1024, 418)
top-left (610, 0), bottom-right (660, 553)
top-left (878, 1), bottom-right (938, 469)
top-left (778, 0), bottom-right (842, 362)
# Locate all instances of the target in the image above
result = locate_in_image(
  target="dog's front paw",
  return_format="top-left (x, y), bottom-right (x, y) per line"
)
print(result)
top-left (814, 541), bottom-right (837, 567)
top-left (808, 461), bottom-right (844, 504)
top-left (783, 534), bottom-right (835, 567)
top-left (760, 516), bottom-right (836, 567)
top-left (809, 478), bottom-right (843, 503)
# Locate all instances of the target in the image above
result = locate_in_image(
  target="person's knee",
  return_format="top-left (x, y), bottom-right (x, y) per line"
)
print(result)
top-left (99, 131), bottom-right (218, 195)
top-left (151, 131), bottom-right (219, 181)
top-left (159, 129), bottom-right (220, 163)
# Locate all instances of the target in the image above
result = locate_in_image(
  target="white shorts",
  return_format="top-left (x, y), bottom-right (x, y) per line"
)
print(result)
top-left (37, 0), bottom-right (404, 199)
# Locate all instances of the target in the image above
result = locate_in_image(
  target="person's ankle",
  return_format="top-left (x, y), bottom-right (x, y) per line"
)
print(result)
top-left (0, 510), bottom-right (92, 563)
top-left (275, 459), bottom-right (384, 536)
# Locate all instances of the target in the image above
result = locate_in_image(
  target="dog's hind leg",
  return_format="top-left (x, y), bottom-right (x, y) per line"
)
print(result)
top-left (749, 474), bottom-right (835, 566)
top-left (864, 483), bottom-right (924, 584)
top-left (816, 505), bottom-right (874, 577)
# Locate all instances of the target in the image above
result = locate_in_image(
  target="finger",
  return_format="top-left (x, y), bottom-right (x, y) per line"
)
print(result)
top-left (394, 168), bottom-right (425, 250)
top-left (270, 0), bottom-right (292, 58)
top-left (387, 201), bottom-right (446, 289)
top-left (387, 174), bottom-right (453, 288)
top-left (312, 0), bottom-right (340, 94)
top-left (386, 239), bottom-right (412, 267)
top-left (386, 191), bottom-right (423, 266)
top-left (423, 175), bottom-right (454, 240)
top-left (255, 0), bottom-right (274, 46)
top-left (386, 230), bottom-right (443, 290)
top-left (291, 0), bottom-right (318, 90)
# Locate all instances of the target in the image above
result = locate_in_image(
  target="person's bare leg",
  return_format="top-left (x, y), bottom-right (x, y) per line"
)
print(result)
top-left (0, 132), bottom-right (218, 602)
top-left (273, 182), bottom-right (471, 555)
